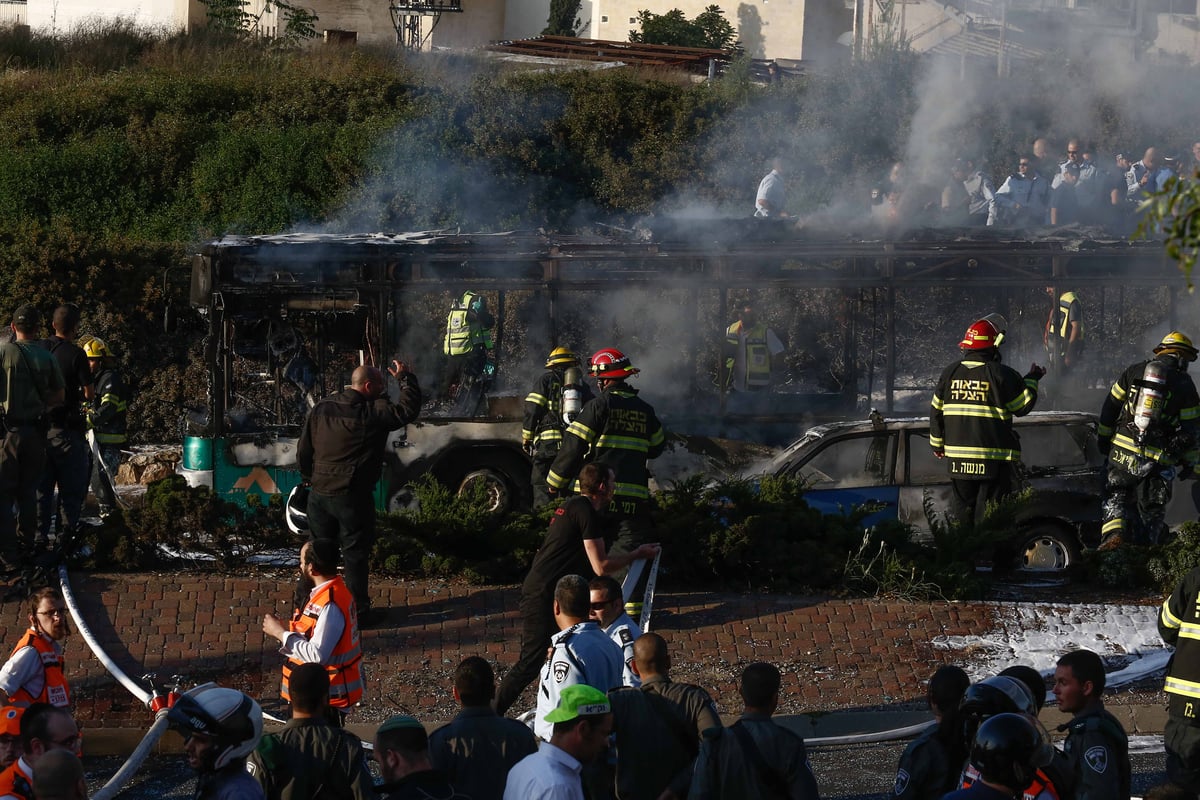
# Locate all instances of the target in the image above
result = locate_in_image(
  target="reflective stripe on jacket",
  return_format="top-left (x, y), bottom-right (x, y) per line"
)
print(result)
top-left (282, 579), bottom-right (363, 709)
top-left (7, 629), bottom-right (69, 708)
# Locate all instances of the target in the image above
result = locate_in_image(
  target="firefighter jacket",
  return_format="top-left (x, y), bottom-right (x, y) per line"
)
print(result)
top-left (1059, 706), bottom-right (1130, 800)
top-left (4, 628), bottom-right (69, 707)
top-left (522, 369), bottom-right (594, 449)
top-left (90, 366), bottom-right (129, 445)
top-left (1098, 358), bottom-right (1200, 471)
top-left (298, 374), bottom-right (421, 496)
top-left (282, 578), bottom-right (363, 709)
top-left (1049, 292), bottom-right (1084, 356)
top-left (1160, 564), bottom-right (1200, 710)
top-left (442, 293), bottom-right (494, 357)
top-left (689, 712), bottom-right (820, 800)
top-left (246, 717), bottom-right (375, 800)
top-left (0, 758), bottom-right (33, 800)
top-left (546, 384), bottom-right (666, 504)
top-left (930, 351), bottom-right (1040, 479)
top-left (533, 621), bottom-right (623, 742)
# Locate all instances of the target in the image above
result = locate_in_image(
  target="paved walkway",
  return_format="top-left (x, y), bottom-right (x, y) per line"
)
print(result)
top-left (0, 571), bottom-right (1006, 730)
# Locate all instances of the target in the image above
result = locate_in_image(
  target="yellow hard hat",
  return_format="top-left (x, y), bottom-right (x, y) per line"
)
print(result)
top-left (1154, 331), bottom-right (1198, 361)
top-left (83, 337), bottom-right (113, 359)
top-left (545, 347), bottom-right (579, 368)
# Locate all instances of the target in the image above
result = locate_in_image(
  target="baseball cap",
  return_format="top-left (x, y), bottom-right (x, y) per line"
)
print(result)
top-left (11, 304), bottom-right (39, 328)
top-left (376, 715), bottom-right (424, 735)
top-left (544, 684), bottom-right (611, 723)
top-left (0, 706), bottom-right (22, 738)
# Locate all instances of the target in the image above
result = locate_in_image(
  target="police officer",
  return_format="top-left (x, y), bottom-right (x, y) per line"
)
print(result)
top-left (0, 305), bottom-right (64, 569)
top-left (589, 575), bottom-right (640, 688)
top-left (37, 305), bottom-right (93, 549)
top-left (82, 337), bottom-right (127, 519)
top-left (1052, 649), bottom-right (1130, 800)
top-left (689, 662), bottom-right (819, 800)
top-left (522, 348), bottom-right (592, 508)
top-left (441, 290), bottom-right (495, 406)
top-left (891, 665), bottom-right (969, 800)
top-left (930, 319), bottom-right (1045, 526)
top-left (1160, 560), bottom-right (1200, 798)
top-left (547, 348), bottom-right (666, 620)
top-left (1097, 332), bottom-right (1200, 547)
top-left (532, 575), bottom-right (623, 744)
top-left (298, 361), bottom-right (421, 627)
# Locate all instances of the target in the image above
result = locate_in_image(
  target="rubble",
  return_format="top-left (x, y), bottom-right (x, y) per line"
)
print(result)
top-left (115, 447), bottom-right (181, 486)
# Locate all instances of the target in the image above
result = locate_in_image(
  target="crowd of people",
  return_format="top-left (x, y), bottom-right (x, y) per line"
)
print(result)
top-left (755, 137), bottom-right (1200, 232)
top-left (0, 303), bottom-right (129, 577)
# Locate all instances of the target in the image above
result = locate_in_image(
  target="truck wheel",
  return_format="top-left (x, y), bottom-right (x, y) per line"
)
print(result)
top-left (457, 467), bottom-right (516, 515)
top-left (1015, 522), bottom-right (1081, 575)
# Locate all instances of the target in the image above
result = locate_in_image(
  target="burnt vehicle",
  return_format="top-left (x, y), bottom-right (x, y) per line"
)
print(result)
top-left (174, 228), bottom-right (1195, 517)
top-left (752, 410), bottom-right (1200, 574)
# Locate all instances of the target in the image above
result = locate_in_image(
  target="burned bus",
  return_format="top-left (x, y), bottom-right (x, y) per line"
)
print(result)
top-left (178, 225), bottom-right (1194, 513)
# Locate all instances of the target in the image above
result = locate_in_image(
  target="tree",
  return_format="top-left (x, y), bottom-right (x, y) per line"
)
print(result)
top-left (543, 0), bottom-right (583, 36)
top-left (629, 5), bottom-right (736, 50)
top-left (1137, 176), bottom-right (1200, 289)
top-left (199, 0), bottom-right (318, 43)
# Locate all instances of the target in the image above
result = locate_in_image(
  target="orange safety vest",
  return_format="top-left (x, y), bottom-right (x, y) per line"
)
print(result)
top-left (7, 629), bottom-right (69, 708)
top-left (280, 578), bottom-right (363, 709)
top-left (962, 761), bottom-right (1061, 800)
top-left (0, 758), bottom-right (33, 800)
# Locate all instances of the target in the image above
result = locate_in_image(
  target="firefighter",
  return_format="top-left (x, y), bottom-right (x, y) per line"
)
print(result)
top-left (441, 290), bottom-right (495, 406)
top-left (83, 337), bottom-right (128, 519)
top-left (723, 303), bottom-right (785, 394)
top-left (1097, 331), bottom-right (1200, 547)
top-left (546, 348), bottom-right (666, 621)
top-left (522, 347), bottom-right (593, 508)
top-left (930, 319), bottom-right (1045, 526)
top-left (1159, 559), bottom-right (1200, 797)
top-left (1044, 287), bottom-right (1085, 380)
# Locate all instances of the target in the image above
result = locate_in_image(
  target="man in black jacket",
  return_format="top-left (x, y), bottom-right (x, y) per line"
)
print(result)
top-left (297, 360), bottom-right (420, 627)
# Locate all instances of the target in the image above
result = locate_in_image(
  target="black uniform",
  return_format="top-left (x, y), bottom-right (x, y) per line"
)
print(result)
top-left (688, 712), bottom-right (820, 800)
top-left (892, 724), bottom-right (956, 800)
top-left (547, 382), bottom-right (665, 562)
top-left (609, 675), bottom-right (721, 799)
top-left (37, 336), bottom-right (92, 541)
top-left (930, 349), bottom-right (1040, 525)
top-left (377, 770), bottom-right (466, 800)
top-left (246, 717), bottom-right (374, 800)
top-left (297, 372), bottom-right (421, 616)
top-left (522, 368), bottom-right (593, 508)
top-left (1059, 706), bottom-right (1130, 800)
top-left (1159, 564), bottom-right (1200, 794)
top-left (1098, 356), bottom-right (1200, 544)
top-left (428, 706), bottom-right (539, 800)
top-left (493, 495), bottom-right (605, 716)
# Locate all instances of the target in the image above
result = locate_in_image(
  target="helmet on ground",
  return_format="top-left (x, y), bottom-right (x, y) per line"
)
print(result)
top-left (958, 675), bottom-right (1037, 747)
top-left (83, 337), bottom-right (113, 359)
top-left (970, 712), bottom-right (1053, 789)
top-left (959, 319), bottom-right (1001, 351)
top-left (167, 686), bottom-right (263, 771)
top-left (588, 347), bottom-right (639, 380)
top-left (285, 484), bottom-right (309, 536)
top-left (1154, 331), bottom-right (1199, 362)
top-left (545, 347), bottom-right (579, 369)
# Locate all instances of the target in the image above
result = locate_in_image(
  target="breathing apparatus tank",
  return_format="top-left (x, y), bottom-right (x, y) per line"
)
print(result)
top-left (1133, 359), bottom-right (1170, 443)
top-left (562, 366), bottom-right (583, 425)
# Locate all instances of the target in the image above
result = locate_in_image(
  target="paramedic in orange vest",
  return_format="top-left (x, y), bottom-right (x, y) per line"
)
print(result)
top-left (0, 703), bottom-right (79, 800)
top-left (263, 541), bottom-right (363, 722)
top-left (0, 589), bottom-right (69, 709)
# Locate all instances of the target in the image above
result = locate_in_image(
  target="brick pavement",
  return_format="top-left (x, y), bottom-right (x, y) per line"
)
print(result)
top-left (0, 571), bottom-right (997, 728)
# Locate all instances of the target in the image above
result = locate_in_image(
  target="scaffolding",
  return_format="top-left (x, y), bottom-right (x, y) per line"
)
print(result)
top-left (389, 0), bottom-right (463, 49)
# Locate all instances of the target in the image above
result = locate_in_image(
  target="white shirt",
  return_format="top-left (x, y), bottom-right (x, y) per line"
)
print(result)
top-left (279, 578), bottom-right (347, 665)
top-left (534, 622), bottom-right (623, 742)
top-left (0, 630), bottom-right (61, 704)
top-left (755, 170), bottom-right (785, 217)
top-left (603, 613), bottom-right (642, 688)
top-left (503, 742), bottom-right (583, 800)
